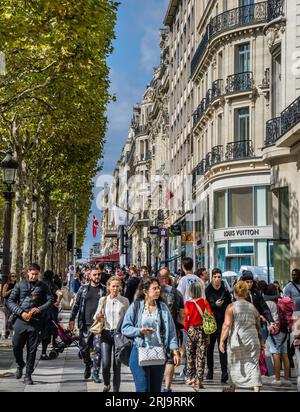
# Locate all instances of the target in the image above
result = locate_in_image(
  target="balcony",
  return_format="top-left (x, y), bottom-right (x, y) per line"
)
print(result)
top-left (136, 151), bottom-right (152, 163)
top-left (135, 125), bottom-right (148, 136)
top-left (192, 141), bottom-right (254, 189)
top-left (265, 96), bottom-right (300, 146)
top-left (211, 145), bottom-right (224, 165)
top-left (193, 79), bottom-right (224, 128)
top-left (225, 140), bottom-right (254, 160)
top-left (191, 0), bottom-right (284, 77)
top-left (226, 72), bottom-right (254, 94)
top-left (265, 117), bottom-right (281, 146)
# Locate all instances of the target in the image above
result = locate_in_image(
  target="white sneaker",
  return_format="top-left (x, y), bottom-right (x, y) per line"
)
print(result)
top-left (281, 379), bottom-right (292, 387)
top-left (271, 379), bottom-right (282, 386)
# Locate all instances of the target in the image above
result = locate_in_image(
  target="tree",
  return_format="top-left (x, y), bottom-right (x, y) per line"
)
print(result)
top-left (0, 0), bottom-right (118, 272)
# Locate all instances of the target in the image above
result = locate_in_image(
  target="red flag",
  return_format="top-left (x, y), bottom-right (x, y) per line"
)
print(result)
top-left (92, 215), bottom-right (99, 238)
top-left (165, 189), bottom-right (175, 208)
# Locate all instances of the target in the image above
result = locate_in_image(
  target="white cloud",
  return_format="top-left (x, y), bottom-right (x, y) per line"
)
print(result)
top-left (107, 68), bottom-right (143, 134)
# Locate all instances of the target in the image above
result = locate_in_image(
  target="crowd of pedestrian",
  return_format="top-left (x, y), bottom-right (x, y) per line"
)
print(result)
top-left (0, 259), bottom-right (299, 392)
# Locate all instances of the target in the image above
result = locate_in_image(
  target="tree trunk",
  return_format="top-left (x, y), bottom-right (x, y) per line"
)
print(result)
top-left (38, 186), bottom-right (51, 273)
top-left (32, 197), bottom-right (39, 263)
top-left (22, 186), bottom-right (33, 268)
top-left (11, 163), bottom-right (23, 274)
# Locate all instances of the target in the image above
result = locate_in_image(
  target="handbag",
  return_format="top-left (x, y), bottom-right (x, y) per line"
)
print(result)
top-left (89, 317), bottom-right (105, 335)
top-left (90, 297), bottom-right (107, 336)
top-left (194, 300), bottom-right (217, 335)
top-left (138, 345), bottom-right (166, 367)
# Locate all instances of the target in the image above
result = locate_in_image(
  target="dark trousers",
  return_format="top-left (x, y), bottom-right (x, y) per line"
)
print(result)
top-left (79, 326), bottom-right (101, 371)
top-left (101, 329), bottom-right (121, 391)
top-left (12, 319), bottom-right (40, 376)
top-left (207, 325), bottom-right (228, 379)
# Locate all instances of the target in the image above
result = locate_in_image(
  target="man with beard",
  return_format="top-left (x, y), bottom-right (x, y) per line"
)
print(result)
top-left (69, 269), bottom-right (106, 382)
top-left (7, 264), bottom-right (54, 385)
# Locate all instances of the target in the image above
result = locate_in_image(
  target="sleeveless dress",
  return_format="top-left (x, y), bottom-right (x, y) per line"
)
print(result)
top-left (228, 300), bottom-right (262, 388)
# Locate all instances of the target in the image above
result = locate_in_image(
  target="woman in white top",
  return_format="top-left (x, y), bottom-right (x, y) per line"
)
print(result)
top-left (94, 276), bottom-right (129, 392)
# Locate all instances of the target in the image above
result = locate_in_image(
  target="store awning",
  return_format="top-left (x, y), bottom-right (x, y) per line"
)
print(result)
top-left (88, 252), bottom-right (120, 264)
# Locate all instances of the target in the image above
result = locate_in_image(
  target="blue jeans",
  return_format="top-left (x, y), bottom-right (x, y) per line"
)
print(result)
top-left (129, 345), bottom-right (166, 392)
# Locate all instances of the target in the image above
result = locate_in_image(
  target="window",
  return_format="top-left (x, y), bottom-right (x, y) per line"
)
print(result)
top-left (235, 108), bottom-right (249, 141)
top-left (279, 187), bottom-right (289, 240)
top-left (239, 0), bottom-right (254, 25)
top-left (214, 190), bottom-right (226, 229)
top-left (228, 240), bottom-right (254, 254)
top-left (236, 43), bottom-right (250, 73)
top-left (218, 51), bottom-right (223, 79)
top-left (215, 242), bottom-right (227, 273)
top-left (228, 187), bottom-right (253, 227)
top-left (272, 47), bottom-right (282, 117)
top-left (255, 186), bottom-right (273, 226)
top-left (217, 114), bottom-right (223, 145)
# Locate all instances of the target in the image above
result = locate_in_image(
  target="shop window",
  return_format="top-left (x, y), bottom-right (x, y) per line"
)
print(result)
top-left (228, 241), bottom-right (254, 255)
top-left (214, 190), bottom-right (226, 229)
top-left (215, 242), bottom-right (227, 273)
top-left (279, 187), bottom-right (289, 240)
top-left (228, 187), bottom-right (253, 227)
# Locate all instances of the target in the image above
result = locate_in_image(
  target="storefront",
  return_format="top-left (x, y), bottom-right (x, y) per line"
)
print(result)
top-left (212, 182), bottom-right (274, 274)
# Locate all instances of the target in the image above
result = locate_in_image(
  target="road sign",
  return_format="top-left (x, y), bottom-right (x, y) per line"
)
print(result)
top-left (170, 225), bottom-right (182, 236)
top-left (149, 226), bottom-right (159, 235)
top-left (182, 232), bottom-right (193, 243)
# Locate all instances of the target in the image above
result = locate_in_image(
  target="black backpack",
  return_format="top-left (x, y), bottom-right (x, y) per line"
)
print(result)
top-left (114, 300), bottom-right (140, 366)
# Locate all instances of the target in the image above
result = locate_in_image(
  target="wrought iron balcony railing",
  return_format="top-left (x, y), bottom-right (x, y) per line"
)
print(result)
top-left (225, 140), bottom-right (254, 160)
top-left (135, 125), bottom-right (148, 136)
top-left (191, 29), bottom-right (209, 75)
top-left (267, 0), bottom-right (285, 22)
top-left (265, 117), bottom-right (281, 146)
top-left (193, 79), bottom-right (224, 127)
top-left (191, 1), bottom-right (284, 76)
top-left (281, 96), bottom-right (300, 136)
top-left (265, 96), bottom-right (300, 146)
top-left (211, 79), bottom-right (224, 100)
top-left (211, 145), bottom-right (224, 165)
top-left (226, 72), bottom-right (254, 93)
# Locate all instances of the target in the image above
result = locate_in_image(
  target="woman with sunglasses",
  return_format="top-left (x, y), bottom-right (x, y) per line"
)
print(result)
top-left (122, 278), bottom-right (180, 392)
top-left (2, 273), bottom-right (18, 338)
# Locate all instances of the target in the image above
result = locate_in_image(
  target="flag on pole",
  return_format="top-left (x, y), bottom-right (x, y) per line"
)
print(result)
top-left (114, 206), bottom-right (128, 226)
top-left (165, 189), bottom-right (174, 208)
top-left (92, 215), bottom-right (99, 238)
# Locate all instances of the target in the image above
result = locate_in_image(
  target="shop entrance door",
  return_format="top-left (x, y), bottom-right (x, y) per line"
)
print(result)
top-left (226, 255), bottom-right (252, 274)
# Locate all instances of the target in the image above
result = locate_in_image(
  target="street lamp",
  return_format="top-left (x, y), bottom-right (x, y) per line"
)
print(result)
top-left (48, 224), bottom-right (56, 271)
top-left (0, 151), bottom-right (18, 285)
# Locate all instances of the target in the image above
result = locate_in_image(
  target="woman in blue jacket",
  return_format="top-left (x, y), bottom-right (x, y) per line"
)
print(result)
top-left (122, 278), bottom-right (180, 392)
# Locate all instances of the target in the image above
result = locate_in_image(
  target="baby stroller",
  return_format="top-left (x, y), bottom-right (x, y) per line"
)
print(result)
top-left (49, 319), bottom-right (81, 360)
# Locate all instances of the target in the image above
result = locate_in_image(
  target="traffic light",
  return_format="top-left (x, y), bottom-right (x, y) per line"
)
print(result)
top-left (76, 249), bottom-right (82, 259)
top-left (67, 233), bottom-right (73, 251)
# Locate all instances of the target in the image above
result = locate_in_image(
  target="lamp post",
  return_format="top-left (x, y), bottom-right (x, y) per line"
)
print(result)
top-left (0, 151), bottom-right (18, 285)
top-left (48, 225), bottom-right (56, 271)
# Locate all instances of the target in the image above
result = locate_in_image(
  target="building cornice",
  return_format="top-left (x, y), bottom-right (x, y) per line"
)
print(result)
top-left (164, 0), bottom-right (180, 27)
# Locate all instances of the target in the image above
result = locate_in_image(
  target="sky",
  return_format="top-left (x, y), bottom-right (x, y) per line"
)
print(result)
top-left (81, 0), bottom-right (169, 260)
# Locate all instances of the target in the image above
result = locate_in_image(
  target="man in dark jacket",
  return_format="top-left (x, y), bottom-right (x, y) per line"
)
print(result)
top-left (7, 263), bottom-right (54, 385)
top-left (124, 267), bottom-right (140, 303)
top-left (241, 270), bottom-right (274, 323)
top-left (69, 269), bottom-right (106, 383)
top-left (205, 268), bottom-right (232, 383)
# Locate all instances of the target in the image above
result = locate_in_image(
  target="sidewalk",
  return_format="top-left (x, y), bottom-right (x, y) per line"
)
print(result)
top-left (0, 310), bottom-right (298, 392)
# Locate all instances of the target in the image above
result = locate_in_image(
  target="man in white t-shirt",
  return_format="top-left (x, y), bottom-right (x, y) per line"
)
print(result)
top-left (177, 257), bottom-right (205, 302)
